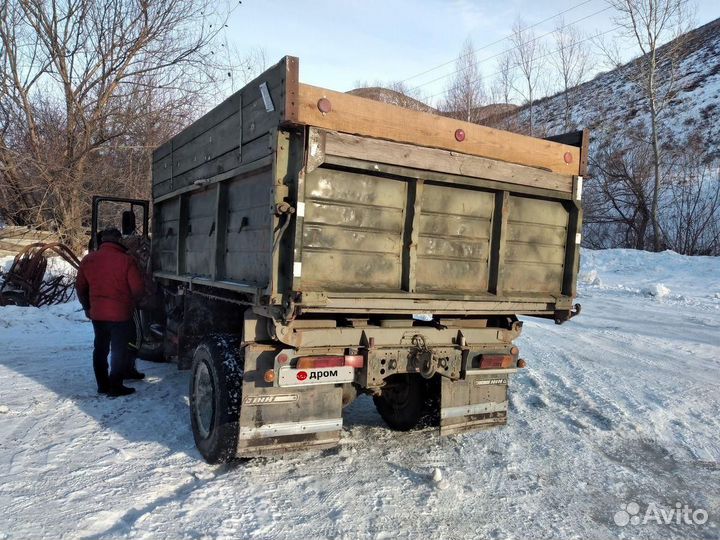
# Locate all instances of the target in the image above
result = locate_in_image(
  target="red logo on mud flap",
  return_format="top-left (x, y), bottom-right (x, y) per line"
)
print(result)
top-left (296, 371), bottom-right (308, 381)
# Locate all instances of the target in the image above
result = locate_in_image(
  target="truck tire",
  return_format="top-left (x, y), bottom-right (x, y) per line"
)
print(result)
top-left (373, 374), bottom-right (437, 431)
top-left (189, 335), bottom-right (244, 464)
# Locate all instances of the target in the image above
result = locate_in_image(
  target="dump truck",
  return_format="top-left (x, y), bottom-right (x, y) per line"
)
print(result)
top-left (91, 57), bottom-right (586, 463)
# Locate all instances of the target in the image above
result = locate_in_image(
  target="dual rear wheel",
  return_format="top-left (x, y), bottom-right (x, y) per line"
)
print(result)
top-left (373, 374), bottom-right (439, 431)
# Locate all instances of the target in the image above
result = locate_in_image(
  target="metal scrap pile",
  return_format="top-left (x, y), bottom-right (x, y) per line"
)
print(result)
top-left (0, 243), bottom-right (80, 307)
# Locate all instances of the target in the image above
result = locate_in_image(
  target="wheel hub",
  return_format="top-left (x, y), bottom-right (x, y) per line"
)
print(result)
top-left (193, 361), bottom-right (214, 439)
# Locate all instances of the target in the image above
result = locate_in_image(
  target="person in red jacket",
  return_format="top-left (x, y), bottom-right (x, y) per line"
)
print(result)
top-left (76, 228), bottom-right (145, 396)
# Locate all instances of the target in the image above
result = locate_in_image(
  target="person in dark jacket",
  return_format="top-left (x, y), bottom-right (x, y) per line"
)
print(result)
top-left (76, 228), bottom-right (145, 396)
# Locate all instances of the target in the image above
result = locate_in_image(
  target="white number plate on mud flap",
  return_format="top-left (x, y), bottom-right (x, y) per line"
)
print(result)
top-left (278, 366), bottom-right (355, 387)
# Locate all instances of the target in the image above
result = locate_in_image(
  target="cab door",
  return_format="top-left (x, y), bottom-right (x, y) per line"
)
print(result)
top-left (90, 196), bottom-right (149, 251)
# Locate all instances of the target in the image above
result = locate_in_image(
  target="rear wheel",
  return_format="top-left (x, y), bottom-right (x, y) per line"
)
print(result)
top-left (373, 374), bottom-right (438, 431)
top-left (189, 335), bottom-right (244, 464)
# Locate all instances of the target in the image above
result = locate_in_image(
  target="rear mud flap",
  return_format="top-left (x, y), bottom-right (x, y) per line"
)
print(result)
top-left (439, 370), bottom-right (513, 436)
top-left (237, 346), bottom-right (343, 457)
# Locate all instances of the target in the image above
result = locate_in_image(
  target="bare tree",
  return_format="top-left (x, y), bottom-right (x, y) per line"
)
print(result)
top-left (0, 0), bottom-right (232, 248)
top-left (485, 53), bottom-right (520, 130)
top-left (551, 18), bottom-right (590, 130)
top-left (585, 131), bottom-right (655, 250)
top-left (491, 53), bottom-right (514, 106)
top-left (608, 0), bottom-right (694, 251)
top-left (662, 137), bottom-right (720, 255)
top-left (585, 127), bottom-right (720, 256)
top-left (509, 18), bottom-right (544, 135)
top-left (442, 38), bottom-right (487, 123)
top-left (221, 45), bottom-right (268, 92)
top-left (592, 31), bottom-right (626, 70)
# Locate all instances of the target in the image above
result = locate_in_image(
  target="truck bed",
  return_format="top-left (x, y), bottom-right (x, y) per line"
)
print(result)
top-left (151, 56), bottom-right (585, 318)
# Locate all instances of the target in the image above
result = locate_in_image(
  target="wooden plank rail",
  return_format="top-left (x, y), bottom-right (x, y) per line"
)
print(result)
top-left (291, 83), bottom-right (581, 176)
top-left (318, 130), bottom-right (573, 193)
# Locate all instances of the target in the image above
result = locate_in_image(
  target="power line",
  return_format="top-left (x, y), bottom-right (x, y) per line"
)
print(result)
top-left (400, 0), bottom-right (598, 84)
top-left (410, 5), bottom-right (613, 94)
top-left (425, 25), bottom-right (620, 102)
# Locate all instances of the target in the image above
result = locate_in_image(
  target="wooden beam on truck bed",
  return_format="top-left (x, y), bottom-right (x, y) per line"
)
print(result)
top-left (544, 130), bottom-right (590, 177)
top-left (289, 83), bottom-right (581, 176)
top-left (314, 129), bottom-right (573, 193)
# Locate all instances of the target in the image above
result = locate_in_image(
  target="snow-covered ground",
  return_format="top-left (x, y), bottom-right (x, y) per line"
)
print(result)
top-left (1, 249), bottom-right (719, 539)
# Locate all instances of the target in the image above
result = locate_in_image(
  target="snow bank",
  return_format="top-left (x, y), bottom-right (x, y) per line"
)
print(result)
top-left (642, 283), bottom-right (671, 298)
top-left (579, 248), bottom-right (720, 305)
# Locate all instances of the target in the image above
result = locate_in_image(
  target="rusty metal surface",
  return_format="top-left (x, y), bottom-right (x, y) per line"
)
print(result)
top-left (0, 242), bottom-right (80, 307)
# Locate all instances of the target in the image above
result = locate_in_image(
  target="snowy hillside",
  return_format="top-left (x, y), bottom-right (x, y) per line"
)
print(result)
top-left (1, 248), bottom-right (718, 539)
top-left (514, 17), bottom-right (720, 152)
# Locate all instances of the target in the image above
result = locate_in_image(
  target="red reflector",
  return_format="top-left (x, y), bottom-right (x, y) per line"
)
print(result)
top-left (344, 355), bottom-right (364, 368)
top-left (479, 355), bottom-right (514, 369)
top-left (317, 98), bottom-right (332, 113)
top-left (296, 356), bottom-right (345, 369)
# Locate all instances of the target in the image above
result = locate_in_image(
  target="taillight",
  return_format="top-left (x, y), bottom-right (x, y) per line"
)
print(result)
top-left (296, 356), bottom-right (345, 369)
top-left (344, 355), bottom-right (364, 368)
top-left (294, 355), bottom-right (365, 369)
top-left (479, 354), bottom-right (515, 369)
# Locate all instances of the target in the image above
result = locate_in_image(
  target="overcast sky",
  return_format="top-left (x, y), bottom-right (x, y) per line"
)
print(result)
top-left (226, 0), bottom-right (719, 105)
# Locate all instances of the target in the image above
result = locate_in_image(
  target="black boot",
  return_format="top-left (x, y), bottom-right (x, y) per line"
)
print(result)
top-left (124, 357), bottom-right (145, 380)
top-left (107, 383), bottom-right (136, 397)
top-left (107, 373), bottom-right (136, 397)
top-left (124, 368), bottom-right (145, 380)
top-left (96, 371), bottom-right (111, 395)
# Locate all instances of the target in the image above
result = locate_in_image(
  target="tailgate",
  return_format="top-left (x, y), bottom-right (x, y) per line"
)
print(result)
top-left (292, 129), bottom-right (582, 307)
